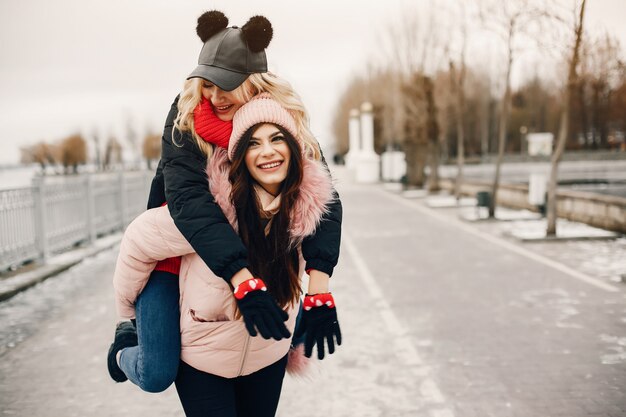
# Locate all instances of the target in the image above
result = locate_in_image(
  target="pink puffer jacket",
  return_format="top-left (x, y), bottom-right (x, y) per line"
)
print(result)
top-left (113, 148), bottom-right (333, 378)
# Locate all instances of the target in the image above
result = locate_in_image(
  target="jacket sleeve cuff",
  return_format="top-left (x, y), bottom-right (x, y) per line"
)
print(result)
top-left (115, 297), bottom-right (136, 320)
top-left (304, 259), bottom-right (335, 277)
top-left (220, 258), bottom-right (250, 283)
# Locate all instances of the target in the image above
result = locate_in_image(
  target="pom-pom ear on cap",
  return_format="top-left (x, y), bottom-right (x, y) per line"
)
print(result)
top-left (241, 15), bottom-right (273, 52)
top-left (196, 10), bottom-right (229, 42)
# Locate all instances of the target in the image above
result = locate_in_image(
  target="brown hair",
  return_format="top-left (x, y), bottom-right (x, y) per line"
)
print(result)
top-left (229, 123), bottom-right (303, 307)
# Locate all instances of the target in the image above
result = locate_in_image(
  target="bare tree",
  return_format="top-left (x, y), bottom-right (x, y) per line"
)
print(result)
top-left (92, 127), bottom-right (102, 171)
top-left (480, 0), bottom-right (546, 217)
top-left (380, 1), bottom-right (451, 188)
top-left (125, 114), bottom-right (139, 165)
top-left (546, 0), bottom-right (587, 236)
top-left (20, 142), bottom-right (56, 170)
top-left (450, 60), bottom-right (466, 198)
top-left (402, 74), bottom-right (429, 186)
top-left (423, 76), bottom-right (441, 191)
top-left (378, 68), bottom-right (406, 152)
top-left (448, 0), bottom-right (472, 198)
top-left (587, 33), bottom-right (623, 148)
top-left (59, 134), bottom-right (88, 174)
top-left (142, 132), bottom-right (161, 170)
top-left (332, 76), bottom-right (366, 156)
top-left (104, 136), bottom-right (123, 170)
top-left (381, 9), bottom-right (427, 187)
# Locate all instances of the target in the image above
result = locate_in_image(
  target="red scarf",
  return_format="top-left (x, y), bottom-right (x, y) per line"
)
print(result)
top-left (193, 97), bottom-right (233, 149)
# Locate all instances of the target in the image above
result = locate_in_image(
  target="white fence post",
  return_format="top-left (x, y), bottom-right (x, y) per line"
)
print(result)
top-left (32, 176), bottom-right (49, 261)
top-left (119, 172), bottom-right (127, 228)
top-left (86, 174), bottom-right (97, 243)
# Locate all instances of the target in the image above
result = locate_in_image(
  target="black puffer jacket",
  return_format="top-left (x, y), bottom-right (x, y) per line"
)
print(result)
top-left (147, 96), bottom-right (342, 281)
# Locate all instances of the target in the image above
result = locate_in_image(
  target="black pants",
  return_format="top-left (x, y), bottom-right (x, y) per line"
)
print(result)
top-left (175, 355), bottom-right (288, 417)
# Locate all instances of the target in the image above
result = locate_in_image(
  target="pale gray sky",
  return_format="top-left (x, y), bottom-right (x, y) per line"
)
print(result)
top-left (0, 0), bottom-right (624, 166)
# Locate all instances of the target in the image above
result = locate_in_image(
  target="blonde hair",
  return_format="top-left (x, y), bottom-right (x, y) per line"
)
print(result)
top-left (173, 73), bottom-right (322, 161)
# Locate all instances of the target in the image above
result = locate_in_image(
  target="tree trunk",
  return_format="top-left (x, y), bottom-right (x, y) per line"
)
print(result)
top-left (547, 0), bottom-right (586, 236)
top-left (577, 79), bottom-right (588, 148)
top-left (591, 82), bottom-right (600, 148)
top-left (427, 140), bottom-right (441, 192)
top-left (490, 32), bottom-right (514, 218)
top-left (600, 88), bottom-right (610, 148)
top-left (450, 62), bottom-right (466, 199)
top-left (423, 76), bottom-right (440, 192)
top-left (404, 142), bottom-right (426, 187)
top-left (480, 95), bottom-right (490, 158)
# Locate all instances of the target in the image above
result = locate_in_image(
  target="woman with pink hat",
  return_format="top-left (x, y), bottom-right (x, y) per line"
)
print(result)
top-left (113, 94), bottom-right (340, 416)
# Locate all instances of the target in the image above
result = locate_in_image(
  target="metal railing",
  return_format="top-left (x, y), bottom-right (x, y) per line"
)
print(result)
top-left (0, 171), bottom-right (153, 271)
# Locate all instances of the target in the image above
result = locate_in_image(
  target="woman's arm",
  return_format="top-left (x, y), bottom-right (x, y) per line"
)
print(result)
top-left (301, 150), bottom-right (343, 277)
top-left (155, 96), bottom-right (250, 282)
top-left (113, 206), bottom-right (194, 318)
top-left (307, 269), bottom-right (330, 294)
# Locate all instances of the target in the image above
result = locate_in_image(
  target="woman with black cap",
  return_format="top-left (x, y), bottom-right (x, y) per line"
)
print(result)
top-left (107, 10), bottom-right (343, 394)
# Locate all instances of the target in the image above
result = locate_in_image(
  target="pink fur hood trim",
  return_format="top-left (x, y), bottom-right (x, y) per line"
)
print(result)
top-left (206, 147), bottom-right (334, 244)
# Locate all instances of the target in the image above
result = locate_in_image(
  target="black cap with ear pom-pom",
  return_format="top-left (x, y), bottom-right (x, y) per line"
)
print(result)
top-left (187, 12), bottom-right (273, 92)
top-left (241, 16), bottom-right (273, 53)
top-left (196, 10), bottom-right (229, 43)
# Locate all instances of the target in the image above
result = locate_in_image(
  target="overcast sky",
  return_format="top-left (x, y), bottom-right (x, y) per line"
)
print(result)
top-left (0, 0), bottom-right (625, 166)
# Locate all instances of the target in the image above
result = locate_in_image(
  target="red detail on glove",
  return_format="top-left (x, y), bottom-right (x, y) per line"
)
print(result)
top-left (303, 293), bottom-right (335, 311)
top-left (233, 278), bottom-right (268, 300)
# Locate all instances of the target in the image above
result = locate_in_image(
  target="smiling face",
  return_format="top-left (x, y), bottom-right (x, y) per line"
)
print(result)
top-left (244, 123), bottom-right (292, 196)
top-left (201, 80), bottom-right (247, 121)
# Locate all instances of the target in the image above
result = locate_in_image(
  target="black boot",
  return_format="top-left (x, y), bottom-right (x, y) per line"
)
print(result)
top-left (107, 321), bottom-right (138, 383)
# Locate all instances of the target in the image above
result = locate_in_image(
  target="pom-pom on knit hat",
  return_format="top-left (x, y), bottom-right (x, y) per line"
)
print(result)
top-left (228, 93), bottom-right (299, 161)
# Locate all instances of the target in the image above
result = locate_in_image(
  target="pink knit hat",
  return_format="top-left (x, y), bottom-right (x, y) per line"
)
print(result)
top-left (228, 93), bottom-right (299, 160)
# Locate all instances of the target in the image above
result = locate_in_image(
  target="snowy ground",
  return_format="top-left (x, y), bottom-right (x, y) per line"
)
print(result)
top-left (427, 198), bottom-right (626, 287)
top-left (1, 175), bottom-right (625, 416)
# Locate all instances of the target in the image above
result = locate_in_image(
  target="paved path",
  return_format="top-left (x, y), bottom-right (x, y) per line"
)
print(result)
top-left (338, 184), bottom-right (626, 416)
top-left (1, 179), bottom-right (625, 416)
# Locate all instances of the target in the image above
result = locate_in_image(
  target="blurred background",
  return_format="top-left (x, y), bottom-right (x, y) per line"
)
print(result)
top-left (2, 1), bottom-right (626, 416)
top-left (1, 0), bottom-right (625, 171)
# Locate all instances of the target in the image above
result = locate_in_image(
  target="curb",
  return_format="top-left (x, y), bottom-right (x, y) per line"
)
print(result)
top-left (0, 233), bottom-right (122, 302)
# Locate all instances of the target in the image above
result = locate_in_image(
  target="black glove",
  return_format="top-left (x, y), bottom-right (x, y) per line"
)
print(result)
top-left (237, 290), bottom-right (291, 341)
top-left (295, 293), bottom-right (342, 360)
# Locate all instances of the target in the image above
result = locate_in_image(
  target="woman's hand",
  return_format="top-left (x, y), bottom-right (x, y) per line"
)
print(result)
top-left (234, 277), bottom-right (291, 341)
top-left (295, 293), bottom-right (342, 360)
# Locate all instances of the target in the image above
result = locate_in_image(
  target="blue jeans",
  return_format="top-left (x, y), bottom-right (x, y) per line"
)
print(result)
top-left (118, 270), bottom-right (181, 393)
